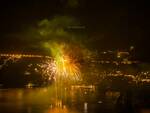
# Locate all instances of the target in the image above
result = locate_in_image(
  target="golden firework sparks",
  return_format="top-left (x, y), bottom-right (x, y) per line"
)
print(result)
top-left (44, 42), bottom-right (81, 81)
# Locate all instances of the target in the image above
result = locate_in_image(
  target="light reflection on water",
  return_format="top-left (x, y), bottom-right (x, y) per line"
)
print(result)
top-left (0, 85), bottom-right (119, 113)
top-left (0, 87), bottom-right (92, 113)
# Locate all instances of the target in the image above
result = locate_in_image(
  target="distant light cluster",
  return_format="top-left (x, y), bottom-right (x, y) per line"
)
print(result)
top-left (0, 53), bottom-right (51, 59)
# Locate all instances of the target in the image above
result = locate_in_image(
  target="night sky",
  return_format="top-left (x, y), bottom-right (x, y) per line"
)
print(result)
top-left (0, 0), bottom-right (149, 61)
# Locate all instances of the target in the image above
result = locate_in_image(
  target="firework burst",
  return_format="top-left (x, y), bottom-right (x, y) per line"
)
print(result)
top-left (43, 42), bottom-right (81, 82)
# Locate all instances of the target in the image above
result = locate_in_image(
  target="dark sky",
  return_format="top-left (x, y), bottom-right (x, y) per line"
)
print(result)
top-left (0, 0), bottom-right (149, 61)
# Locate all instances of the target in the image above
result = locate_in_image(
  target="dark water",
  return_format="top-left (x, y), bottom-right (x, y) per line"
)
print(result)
top-left (0, 87), bottom-right (118, 113)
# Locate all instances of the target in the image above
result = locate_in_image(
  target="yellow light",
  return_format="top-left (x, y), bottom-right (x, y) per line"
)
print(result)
top-left (26, 83), bottom-right (34, 88)
top-left (48, 42), bottom-right (81, 81)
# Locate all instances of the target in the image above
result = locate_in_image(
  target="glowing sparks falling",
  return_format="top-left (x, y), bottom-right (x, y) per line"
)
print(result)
top-left (22, 42), bottom-right (82, 82)
top-left (48, 42), bottom-right (81, 81)
top-left (54, 53), bottom-right (81, 81)
top-left (37, 59), bottom-right (57, 81)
